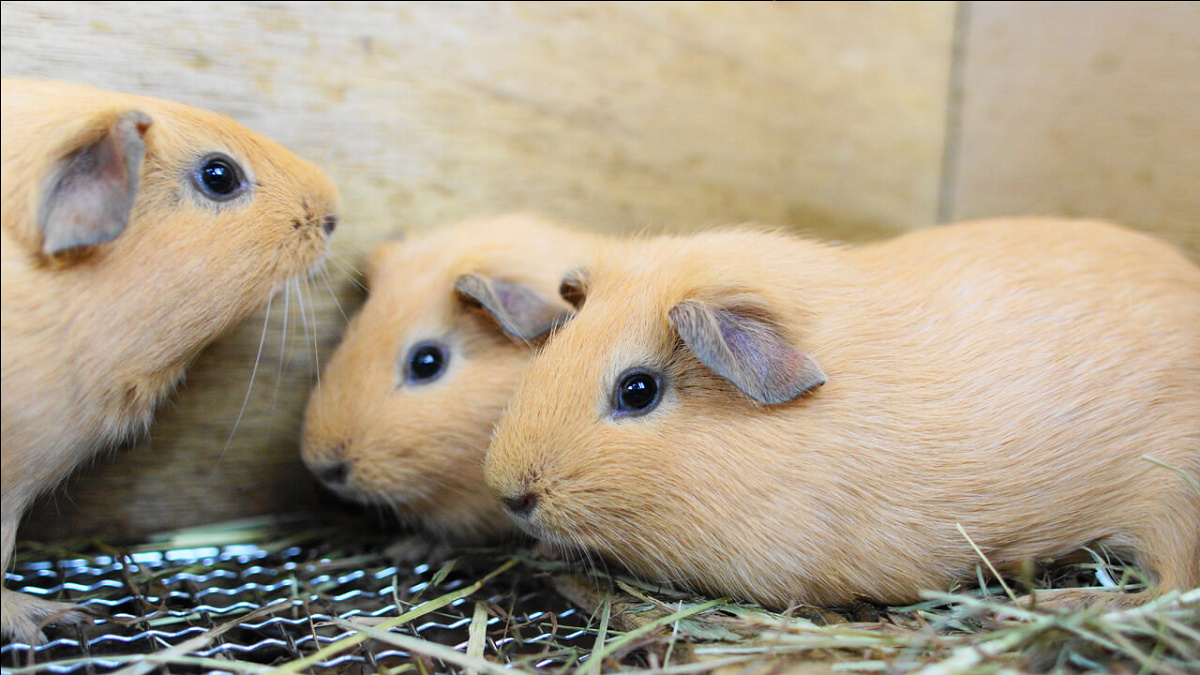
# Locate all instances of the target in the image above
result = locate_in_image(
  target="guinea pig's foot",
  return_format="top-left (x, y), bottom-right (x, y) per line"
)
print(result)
top-left (1, 590), bottom-right (98, 645)
top-left (1016, 587), bottom-right (1151, 613)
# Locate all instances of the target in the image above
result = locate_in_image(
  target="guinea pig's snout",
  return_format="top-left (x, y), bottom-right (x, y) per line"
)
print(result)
top-left (305, 441), bottom-right (352, 491)
top-left (313, 460), bottom-right (350, 489)
top-left (321, 215), bottom-right (338, 237)
top-left (487, 453), bottom-right (546, 521)
top-left (502, 491), bottom-right (540, 518)
top-left (297, 200), bottom-right (338, 239)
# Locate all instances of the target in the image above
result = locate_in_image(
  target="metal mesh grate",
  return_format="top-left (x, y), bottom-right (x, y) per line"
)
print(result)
top-left (2, 537), bottom-right (596, 673)
top-left (8, 531), bottom-right (1191, 673)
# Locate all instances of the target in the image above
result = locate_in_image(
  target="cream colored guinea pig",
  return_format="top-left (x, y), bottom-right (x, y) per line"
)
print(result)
top-left (301, 215), bottom-right (596, 540)
top-left (1, 79), bottom-right (339, 642)
top-left (486, 217), bottom-right (1200, 611)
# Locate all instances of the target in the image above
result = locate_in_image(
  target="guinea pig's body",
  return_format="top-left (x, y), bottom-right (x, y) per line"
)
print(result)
top-left (301, 215), bottom-right (594, 540)
top-left (1, 79), bottom-right (339, 642)
top-left (486, 218), bottom-right (1200, 610)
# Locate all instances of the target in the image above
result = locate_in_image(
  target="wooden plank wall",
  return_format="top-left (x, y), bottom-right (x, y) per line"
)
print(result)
top-left (2, 2), bottom-right (1195, 542)
top-left (950, 1), bottom-right (1200, 259)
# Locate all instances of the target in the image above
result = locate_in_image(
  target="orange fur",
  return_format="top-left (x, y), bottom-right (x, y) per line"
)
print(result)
top-left (301, 215), bottom-right (596, 540)
top-left (486, 218), bottom-right (1200, 609)
top-left (1, 79), bottom-right (339, 642)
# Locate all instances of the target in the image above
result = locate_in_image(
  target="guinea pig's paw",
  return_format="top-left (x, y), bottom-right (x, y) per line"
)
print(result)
top-left (1, 590), bottom-right (98, 644)
top-left (1016, 588), bottom-right (1153, 614)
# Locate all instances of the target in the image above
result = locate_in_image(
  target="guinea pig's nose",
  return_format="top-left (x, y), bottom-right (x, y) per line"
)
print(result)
top-left (502, 492), bottom-right (540, 518)
top-left (314, 460), bottom-right (350, 489)
top-left (321, 215), bottom-right (338, 236)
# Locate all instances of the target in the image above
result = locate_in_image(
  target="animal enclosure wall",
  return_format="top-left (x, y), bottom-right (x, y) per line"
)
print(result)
top-left (2, 1), bottom-right (1196, 542)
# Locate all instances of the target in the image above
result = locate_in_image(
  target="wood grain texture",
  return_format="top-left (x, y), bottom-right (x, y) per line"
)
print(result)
top-left (2, 1), bottom-right (956, 541)
top-left (949, 1), bottom-right (1200, 258)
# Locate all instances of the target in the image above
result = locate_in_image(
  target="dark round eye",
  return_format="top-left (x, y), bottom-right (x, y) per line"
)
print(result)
top-left (614, 369), bottom-right (661, 416)
top-left (194, 155), bottom-right (245, 200)
top-left (406, 342), bottom-right (448, 384)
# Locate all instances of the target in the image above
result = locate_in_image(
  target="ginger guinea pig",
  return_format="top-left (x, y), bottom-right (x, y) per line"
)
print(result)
top-left (1, 79), bottom-right (339, 642)
top-left (486, 218), bottom-right (1200, 611)
top-left (301, 215), bottom-right (595, 540)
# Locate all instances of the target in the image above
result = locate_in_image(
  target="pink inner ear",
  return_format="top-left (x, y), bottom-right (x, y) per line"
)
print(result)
top-left (39, 110), bottom-right (150, 255)
top-left (487, 278), bottom-right (574, 340)
top-left (495, 283), bottom-right (553, 324)
top-left (454, 274), bottom-right (574, 341)
top-left (672, 300), bottom-right (826, 405)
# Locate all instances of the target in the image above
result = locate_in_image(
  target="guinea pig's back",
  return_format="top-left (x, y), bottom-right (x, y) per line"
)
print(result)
top-left (831, 218), bottom-right (1199, 571)
top-left (856, 218), bottom-right (1200, 407)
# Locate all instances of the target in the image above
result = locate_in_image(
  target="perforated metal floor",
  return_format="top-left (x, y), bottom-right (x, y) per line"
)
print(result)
top-left (2, 537), bottom-right (594, 673)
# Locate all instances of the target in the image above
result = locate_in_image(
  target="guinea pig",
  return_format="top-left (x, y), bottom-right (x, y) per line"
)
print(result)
top-left (485, 217), bottom-right (1200, 611)
top-left (300, 214), bottom-right (596, 540)
top-left (1, 78), bottom-right (339, 642)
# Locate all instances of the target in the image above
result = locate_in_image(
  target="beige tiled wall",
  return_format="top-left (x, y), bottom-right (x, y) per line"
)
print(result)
top-left (3, 2), bottom-right (1196, 542)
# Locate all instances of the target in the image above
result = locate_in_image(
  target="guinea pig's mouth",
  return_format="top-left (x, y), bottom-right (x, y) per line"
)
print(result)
top-left (263, 253), bottom-right (335, 308)
top-left (304, 256), bottom-right (331, 285)
top-left (269, 212), bottom-right (339, 293)
top-left (497, 493), bottom-right (546, 536)
top-left (501, 492), bottom-right (540, 519)
top-left (491, 491), bottom-right (616, 564)
top-left (497, 493), bottom-right (587, 549)
top-left (310, 467), bottom-right (364, 503)
top-left (516, 523), bottom-right (602, 567)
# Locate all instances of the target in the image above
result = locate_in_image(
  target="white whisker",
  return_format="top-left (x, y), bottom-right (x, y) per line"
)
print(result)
top-left (221, 293), bottom-right (273, 460)
top-left (299, 279), bottom-right (322, 388)
top-left (291, 277), bottom-right (304, 358)
top-left (320, 268), bottom-right (350, 324)
top-left (270, 281), bottom-right (292, 413)
top-left (325, 252), bottom-right (368, 294)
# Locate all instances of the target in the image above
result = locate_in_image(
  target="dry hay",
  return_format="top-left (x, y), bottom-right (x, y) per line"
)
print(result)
top-left (2, 515), bottom-right (1197, 674)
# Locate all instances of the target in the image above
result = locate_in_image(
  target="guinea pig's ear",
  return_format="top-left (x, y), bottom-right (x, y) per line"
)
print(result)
top-left (37, 110), bottom-right (152, 256)
top-left (669, 299), bottom-right (826, 405)
top-left (454, 274), bottom-right (572, 341)
top-left (559, 268), bottom-right (589, 310)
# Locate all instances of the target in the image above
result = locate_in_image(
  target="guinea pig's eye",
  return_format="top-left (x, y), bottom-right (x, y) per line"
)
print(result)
top-left (192, 154), bottom-right (246, 200)
top-left (613, 369), bottom-right (661, 417)
top-left (405, 342), bottom-right (449, 385)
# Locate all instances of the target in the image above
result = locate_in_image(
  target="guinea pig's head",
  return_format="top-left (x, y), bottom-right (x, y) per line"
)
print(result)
top-left (484, 233), bottom-right (828, 586)
top-left (301, 216), bottom-right (588, 541)
top-left (2, 80), bottom-right (338, 343)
